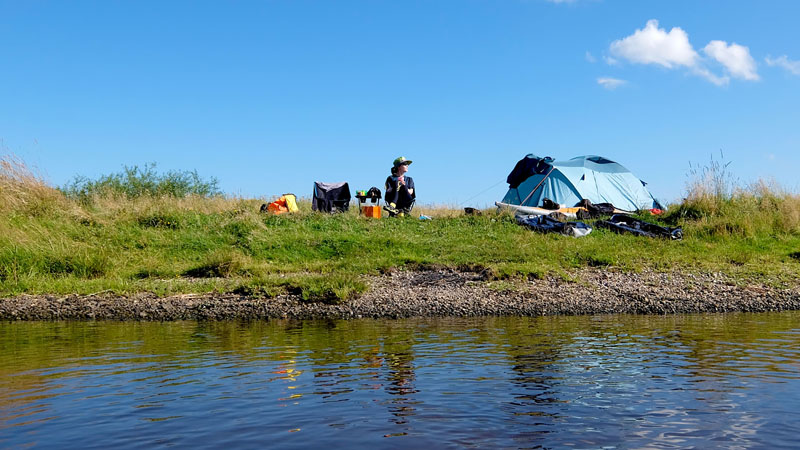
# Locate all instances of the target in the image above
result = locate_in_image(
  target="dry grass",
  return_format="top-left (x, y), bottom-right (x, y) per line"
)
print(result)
top-left (748, 179), bottom-right (800, 232)
top-left (415, 203), bottom-right (475, 218)
top-left (0, 154), bottom-right (68, 216)
top-left (84, 194), bottom-right (262, 222)
top-left (668, 160), bottom-right (800, 236)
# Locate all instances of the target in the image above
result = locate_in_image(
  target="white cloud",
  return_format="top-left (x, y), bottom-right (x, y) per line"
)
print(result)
top-left (608, 19), bottom-right (760, 86)
top-left (597, 77), bottom-right (627, 90)
top-left (703, 41), bottom-right (759, 81)
top-left (691, 67), bottom-right (729, 86)
top-left (765, 55), bottom-right (800, 75)
top-left (585, 51), bottom-right (597, 63)
top-left (609, 19), bottom-right (698, 69)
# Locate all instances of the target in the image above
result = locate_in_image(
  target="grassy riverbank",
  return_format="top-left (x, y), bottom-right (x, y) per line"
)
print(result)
top-left (2, 156), bottom-right (800, 302)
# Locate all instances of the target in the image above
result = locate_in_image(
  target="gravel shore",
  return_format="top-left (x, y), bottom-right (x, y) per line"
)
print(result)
top-left (2, 268), bottom-right (799, 321)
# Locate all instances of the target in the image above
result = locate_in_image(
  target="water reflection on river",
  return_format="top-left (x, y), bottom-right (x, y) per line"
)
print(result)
top-left (2, 313), bottom-right (800, 448)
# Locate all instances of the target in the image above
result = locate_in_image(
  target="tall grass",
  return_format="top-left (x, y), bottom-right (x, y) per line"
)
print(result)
top-left (0, 154), bottom-right (68, 217)
top-left (3, 154), bottom-right (800, 302)
top-left (664, 153), bottom-right (800, 237)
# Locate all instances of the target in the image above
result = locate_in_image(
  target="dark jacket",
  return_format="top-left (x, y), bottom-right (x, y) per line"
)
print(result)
top-left (384, 175), bottom-right (415, 205)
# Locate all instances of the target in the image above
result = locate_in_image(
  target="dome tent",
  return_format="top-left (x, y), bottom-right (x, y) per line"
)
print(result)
top-left (500, 154), bottom-right (661, 211)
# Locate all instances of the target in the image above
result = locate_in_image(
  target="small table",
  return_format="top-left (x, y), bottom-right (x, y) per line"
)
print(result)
top-left (355, 193), bottom-right (381, 216)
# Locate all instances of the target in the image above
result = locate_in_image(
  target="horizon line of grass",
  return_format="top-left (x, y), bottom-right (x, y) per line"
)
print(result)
top-left (2, 153), bottom-right (800, 302)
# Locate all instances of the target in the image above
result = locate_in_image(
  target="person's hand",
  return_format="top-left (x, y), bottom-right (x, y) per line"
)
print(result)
top-left (398, 176), bottom-right (405, 185)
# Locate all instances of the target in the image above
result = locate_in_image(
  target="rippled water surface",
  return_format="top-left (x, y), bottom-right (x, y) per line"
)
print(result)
top-left (2, 313), bottom-right (800, 448)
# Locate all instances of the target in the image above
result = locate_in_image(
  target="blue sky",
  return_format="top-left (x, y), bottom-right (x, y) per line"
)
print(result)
top-left (2, 0), bottom-right (799, 206)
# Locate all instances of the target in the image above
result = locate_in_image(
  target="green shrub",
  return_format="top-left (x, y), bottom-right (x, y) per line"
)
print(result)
top-left (62, 163), bottom-right (220, 202)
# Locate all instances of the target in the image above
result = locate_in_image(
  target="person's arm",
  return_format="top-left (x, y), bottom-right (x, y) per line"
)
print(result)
top-left (384, 176), bottom-right (395, 202)
top-left (406, 177), bottom-right (414, 197)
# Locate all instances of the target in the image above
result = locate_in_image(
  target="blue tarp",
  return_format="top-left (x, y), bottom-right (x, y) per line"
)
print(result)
top-left (501, 155), bottom-right (661, 211)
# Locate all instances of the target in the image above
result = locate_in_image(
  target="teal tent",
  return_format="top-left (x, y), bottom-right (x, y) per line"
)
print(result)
top-left (500, 155), bottom-right (661, 211)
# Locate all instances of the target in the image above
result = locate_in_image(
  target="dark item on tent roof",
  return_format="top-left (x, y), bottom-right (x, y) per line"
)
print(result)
top-left (355, 187), bottom-right (382, 204)
top-left (516, 214), bottom-right (592, 237)
top-left (501, 154), bottom-right (662, 211)
top-left (464, 207), bottom-right (482, 216)
top-left (575, 199), bottom-right (618, 219)
top-left (507, 155), bottom-right (555, 189)
top-left (596, 214), bottom-right (682, 240)
top-left (312, 181), bottom-right (351, 213)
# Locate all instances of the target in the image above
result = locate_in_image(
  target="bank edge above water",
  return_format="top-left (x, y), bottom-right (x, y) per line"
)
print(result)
top-left (3, 268), bottom-right (799, 321)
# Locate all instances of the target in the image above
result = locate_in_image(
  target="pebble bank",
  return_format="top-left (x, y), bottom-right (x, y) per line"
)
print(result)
top-left (2, 269), bottom-right (799, 321)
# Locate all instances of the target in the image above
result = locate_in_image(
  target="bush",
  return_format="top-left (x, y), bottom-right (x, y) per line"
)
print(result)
top-left (62, 163), bottom-right (221, 202)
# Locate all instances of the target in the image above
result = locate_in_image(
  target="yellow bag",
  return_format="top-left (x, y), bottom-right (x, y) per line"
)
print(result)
top-left (283, 193), bottom-right (298, 213)
top-left (267, 193), bottom-right (298, 215)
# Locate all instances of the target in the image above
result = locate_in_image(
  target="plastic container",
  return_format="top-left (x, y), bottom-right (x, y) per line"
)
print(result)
top-left (361, 205), bottom-right (382, 219)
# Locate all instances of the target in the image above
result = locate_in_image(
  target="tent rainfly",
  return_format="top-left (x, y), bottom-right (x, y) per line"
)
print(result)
top-left (500, 154), bottom-right (661, 211)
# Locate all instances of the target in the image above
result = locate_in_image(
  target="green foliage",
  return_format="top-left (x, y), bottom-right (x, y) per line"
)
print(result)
top-left (62, 163), bottom-right (221, 202)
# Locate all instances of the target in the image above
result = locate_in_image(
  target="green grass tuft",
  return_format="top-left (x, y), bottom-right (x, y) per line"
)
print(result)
top-left (182, 251), bottom-right (248, 278)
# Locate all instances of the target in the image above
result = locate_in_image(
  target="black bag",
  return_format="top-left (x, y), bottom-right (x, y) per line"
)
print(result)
top-left (577, 199), bottom-right (616, 218)
top-left (366, 186), bottom-right (382, 200)
top-left (541, 198), bottom-right (560, 210)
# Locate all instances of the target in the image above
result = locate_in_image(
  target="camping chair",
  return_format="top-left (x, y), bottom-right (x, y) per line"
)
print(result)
top-left (312, 181), bottom-right (351, 213)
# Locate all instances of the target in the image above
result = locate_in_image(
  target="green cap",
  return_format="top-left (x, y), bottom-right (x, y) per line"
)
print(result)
top-left (393, 156), bottom-right (413, 167)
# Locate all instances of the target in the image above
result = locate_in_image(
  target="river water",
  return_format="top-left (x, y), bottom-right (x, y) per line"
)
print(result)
top-left (2, 313), bottom-right (799, 449)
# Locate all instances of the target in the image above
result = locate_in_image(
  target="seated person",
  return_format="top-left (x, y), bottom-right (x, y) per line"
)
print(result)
top-left (384, 156), bottom-right (415, 216)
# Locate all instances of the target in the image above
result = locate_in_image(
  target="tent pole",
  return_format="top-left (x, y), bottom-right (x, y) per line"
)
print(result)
top-left (518, 167), bottom-right (554, 207)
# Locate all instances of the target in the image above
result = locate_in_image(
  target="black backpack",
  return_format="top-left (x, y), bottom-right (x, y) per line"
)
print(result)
top-left (541, 198), bottom-right (560, 210)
